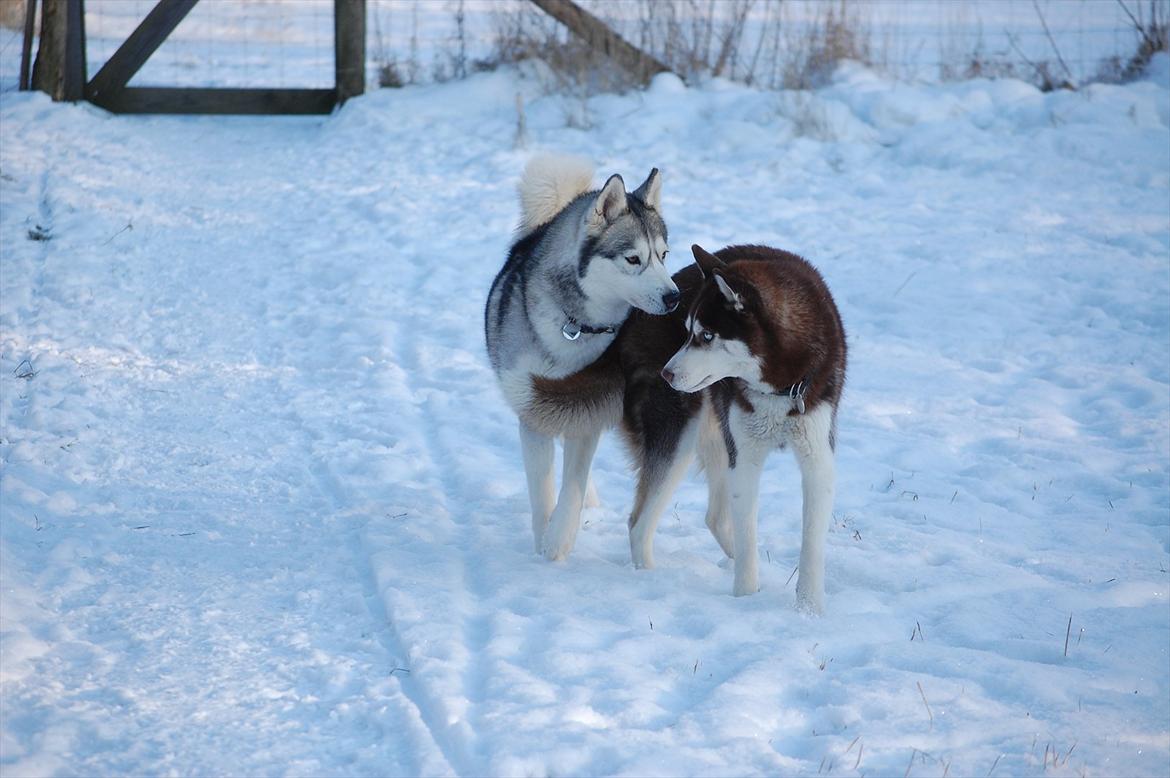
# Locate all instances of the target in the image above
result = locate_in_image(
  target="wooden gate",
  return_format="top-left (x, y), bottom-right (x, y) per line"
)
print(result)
top-left (25, 0), bottom-right (365, 115)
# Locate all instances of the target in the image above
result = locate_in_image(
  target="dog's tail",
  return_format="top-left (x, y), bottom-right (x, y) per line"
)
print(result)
top-left (517, 154), bottom-right (594, 236)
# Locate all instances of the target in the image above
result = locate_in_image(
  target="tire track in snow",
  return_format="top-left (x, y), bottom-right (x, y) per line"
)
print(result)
top-left (280, 371), bottom-right (459, 778)
top-left (359, 327), bottom-right (493, 777)
top-left (238, 229), bottom-right (460, 776)
top-left (5, 169), bottom-right (54, 429)
top-left (348, 304), bottom-right (482, 776)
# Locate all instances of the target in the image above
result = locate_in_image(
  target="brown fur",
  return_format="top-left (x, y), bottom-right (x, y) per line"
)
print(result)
top-left (524, 344), bottom-right (624, 438)
top-left (692, 244), bottom-right (846, 417)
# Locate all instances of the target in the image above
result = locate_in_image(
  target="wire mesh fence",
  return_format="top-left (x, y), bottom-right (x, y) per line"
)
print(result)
top-left (22, 0), bottom-right (1170, 92)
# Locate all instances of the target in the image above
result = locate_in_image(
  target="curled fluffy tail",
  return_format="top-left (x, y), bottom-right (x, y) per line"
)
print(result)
top-left (517, 154), bottom-right (594, 235)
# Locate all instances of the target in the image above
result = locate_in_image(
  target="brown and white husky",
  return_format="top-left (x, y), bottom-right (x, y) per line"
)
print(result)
top-left (619, 244), bottom-right (846, 612)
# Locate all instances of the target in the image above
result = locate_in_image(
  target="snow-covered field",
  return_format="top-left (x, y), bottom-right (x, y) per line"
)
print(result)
top-left (2, 20), bottom-right (1169, 778)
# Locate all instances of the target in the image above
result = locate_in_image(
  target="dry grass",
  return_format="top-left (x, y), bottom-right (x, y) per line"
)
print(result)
top-left (0, 0), bottom-right (26, 32)
top-left (781, 0), bottom-right (873, 89)
top-left (487, 0), bottom-right (883, 96)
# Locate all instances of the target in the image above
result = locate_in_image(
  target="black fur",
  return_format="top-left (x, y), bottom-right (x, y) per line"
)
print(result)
top-left (486, 219), bottom-right (551, 353)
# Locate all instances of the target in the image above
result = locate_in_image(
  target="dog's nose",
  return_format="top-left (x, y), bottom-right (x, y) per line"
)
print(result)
top-left (662, 290), bottom-right (681, 312)
top-left (660, 367), bottom-right (675, 384)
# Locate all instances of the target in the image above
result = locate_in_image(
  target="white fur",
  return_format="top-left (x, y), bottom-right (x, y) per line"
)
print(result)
top-left (517, 154), bottom-right (595, 236)
top-left (579, 233), bottom-right (675, 317)
top-left (519, 421), bottom-right (556, 552)
top-left (714, 275), bottom-right (744, 310)
top-left (790, 402), bottom-right (835, 613)
top-left (698, 400), bottom-right (735, 558)
top-left (724, 398), bottom-right (835, 609)
top-left (629, 382), bottom-right (836, 611)
top-left (586, 175), bottom-right (629, 233)
top-left (662, 330), bottom-right (764, 393)
top-left (634, 168), bottom-right (662, 210)
top-left (542, 430), bottom-right (601, 560)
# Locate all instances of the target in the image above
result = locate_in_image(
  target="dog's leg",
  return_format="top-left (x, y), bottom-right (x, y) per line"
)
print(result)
top-left (542, 429), bottom-right (601, 561)
top-left (584, 475), bottom-right (601, 509)
top-left (704, 462), bottom-right (734, 559)
top-left (698, 417), bottom-right (734, 559)
top-left (519, 421), bottom-right (556, 554)
top-left (793, 405), bottom-right (836, 614)
top-left (727, 453), bottom-right (766, 596)
top-left (628, 418), bottom-right (699, 569)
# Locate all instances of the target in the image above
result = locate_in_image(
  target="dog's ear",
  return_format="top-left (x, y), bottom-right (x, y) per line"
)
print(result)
top-left (632, 167), bottom-right (661, 211)
top-left (691, 244), bottom-right (726, 278)
top-left (587, 174), bottom-right (628, 232)
top-left (715, 274), bottom-right (745, 312)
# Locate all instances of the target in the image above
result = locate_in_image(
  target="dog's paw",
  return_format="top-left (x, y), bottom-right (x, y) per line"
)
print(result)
top-left (732, 578), bottom-right (759, 597)
top-left (631, 554), bottom-right (655, 570)
top-left (542, 536), bottom-right (572, 561)
top-left (795, 587), bottom-right (824, 615)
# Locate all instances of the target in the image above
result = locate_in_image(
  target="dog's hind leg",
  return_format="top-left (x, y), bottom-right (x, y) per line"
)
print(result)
top-left (698, 410), bottom-right (734, 559)
top-left (628, 417), bottom-right (699, 569)
top-left (519, 421), bottom-right (556, 553)
top-left (542, 429), bottom-right (601, 561)
top-left (792, 403), bottom-right (836, 614)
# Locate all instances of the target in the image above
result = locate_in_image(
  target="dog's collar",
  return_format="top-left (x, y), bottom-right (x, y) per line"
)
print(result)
top-left (773, 376), bottom-right (811, 414)
top-left (561, 317), bottom-right (618, 341)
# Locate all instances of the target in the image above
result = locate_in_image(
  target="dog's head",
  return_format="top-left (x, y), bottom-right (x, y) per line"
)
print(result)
top-left (576, 169), bottom-right (679, 315)
top-left (661, 244), bottom-right (767, 393)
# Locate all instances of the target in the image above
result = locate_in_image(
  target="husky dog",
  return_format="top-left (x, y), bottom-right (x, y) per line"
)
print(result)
top-left (620, 244), bottom-right (846, 611)
top-left (486, 155), bottom-right (679, 560)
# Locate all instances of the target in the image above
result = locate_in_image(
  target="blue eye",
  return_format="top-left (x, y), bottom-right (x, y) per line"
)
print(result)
top-left (701, 330), bottom-right (714, 343)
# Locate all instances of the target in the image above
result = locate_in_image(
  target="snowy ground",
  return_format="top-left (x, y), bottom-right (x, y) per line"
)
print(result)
top-left (2, 27), bottom-right (1169, 778)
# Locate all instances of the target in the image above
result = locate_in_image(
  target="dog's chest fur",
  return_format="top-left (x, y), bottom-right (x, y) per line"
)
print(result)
top-left (498, 341), bottom-right (624, 438)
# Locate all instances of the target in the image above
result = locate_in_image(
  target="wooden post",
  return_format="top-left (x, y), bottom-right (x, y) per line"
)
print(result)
top-left (528, 0), bottom-right (670, 84)
top-left (20, 0), bottom-right (38, 90)
top-left (31, 0), bottom-right (86, 101)
top-left (86, 0), bottom-right (199, 105)
top-left (335, 0), bottom-right (365, 104)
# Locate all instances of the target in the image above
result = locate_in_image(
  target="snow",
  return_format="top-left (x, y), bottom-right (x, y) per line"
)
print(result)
top-left (2, 31), bottom-right (1169, 778)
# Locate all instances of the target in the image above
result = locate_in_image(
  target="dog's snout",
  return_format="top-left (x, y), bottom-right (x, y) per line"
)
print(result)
top-left (662, 290), bottom-right (681, 312)
top-left (660, 367), bottom-right (675, 384)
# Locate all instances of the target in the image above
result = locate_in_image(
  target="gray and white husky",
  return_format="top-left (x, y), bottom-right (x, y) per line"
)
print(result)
top-left (485, 155), bottom-right (678, 561)
top-left (619, 244), bottom-right (846, 612)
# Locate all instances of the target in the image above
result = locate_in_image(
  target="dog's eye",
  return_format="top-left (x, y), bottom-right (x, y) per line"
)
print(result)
top-left (625, 255), bottom-right (641, 266)
top-left (701, 329), bottom-right (714, 343)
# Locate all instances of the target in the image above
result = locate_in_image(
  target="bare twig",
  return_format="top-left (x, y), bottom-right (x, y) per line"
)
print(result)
top-left (917, 681), bottom-right (934, 730)
top-left (893, 271), bottom-right (917, 297)
top-left (101, 220), bottom-right (133, 245)
top-left (1031, 0), bottom-right (1075, 85)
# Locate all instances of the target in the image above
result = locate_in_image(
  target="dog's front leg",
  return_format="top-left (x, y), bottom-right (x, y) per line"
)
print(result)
top-left (519, 421), bottom-right (556, 553)
top-left (542, 429), bottom-right (601, 561)
top-left (727, 452), bottom-right (766, 596)
top-left (584, 475), bottom-right (601, 509)
top-left (794, 407), bottom-right (836, 614)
